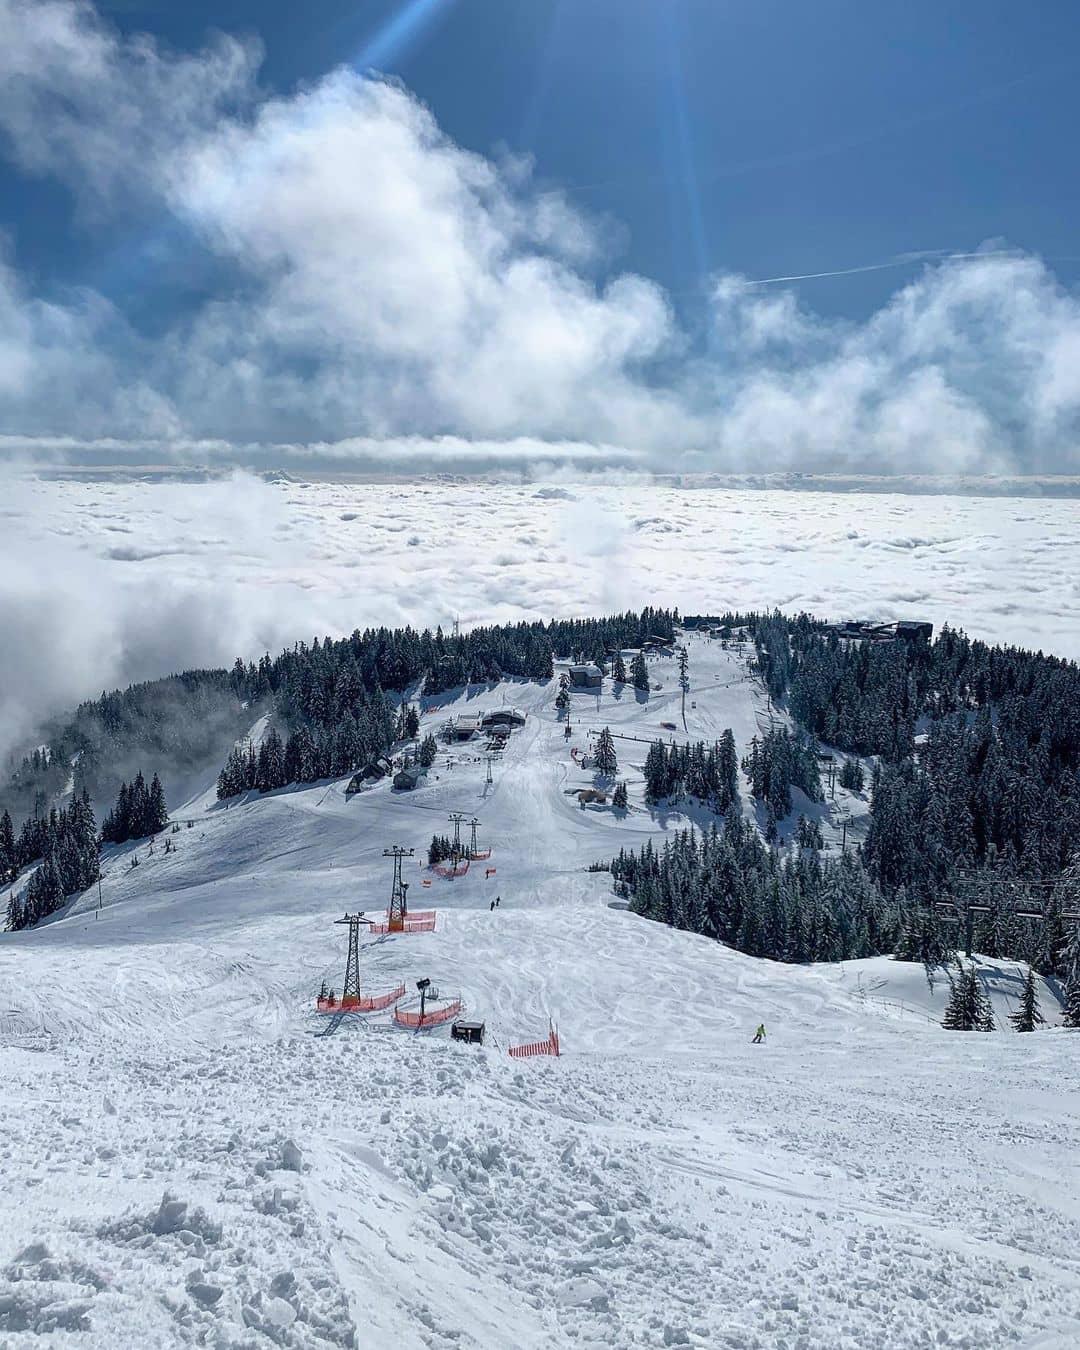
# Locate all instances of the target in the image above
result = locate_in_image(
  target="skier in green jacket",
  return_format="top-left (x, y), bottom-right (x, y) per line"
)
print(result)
top-left (752, 1024), bottom-right (766, 1044)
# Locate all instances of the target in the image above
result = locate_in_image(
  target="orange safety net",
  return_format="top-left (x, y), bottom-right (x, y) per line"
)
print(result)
top-left (366, 915), bottom-right (437, 934)
top-left (316, 983), bottom-right (405, 1014)
top-left (393, 999), bottom-right (463, 1028)
top-left (508, 1025), bottom-right (560, 1059)
top-left (432, 860), bottom-right (470, 878)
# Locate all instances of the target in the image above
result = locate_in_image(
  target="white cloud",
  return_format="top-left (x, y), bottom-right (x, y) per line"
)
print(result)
top-left (0, 0), bottom-right (1079, 473)
top-left (0, 0), bottom-right (257, 206)
top-left (5, 471), bottom-right (1080, 761)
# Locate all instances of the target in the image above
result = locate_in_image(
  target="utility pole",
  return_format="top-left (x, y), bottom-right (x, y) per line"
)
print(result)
top-left (383, 846), bottom-right (414, 932)
top-left (468, 817), bottom-right (482, 859)
top-left (485, 755), bottom-right (494, 784)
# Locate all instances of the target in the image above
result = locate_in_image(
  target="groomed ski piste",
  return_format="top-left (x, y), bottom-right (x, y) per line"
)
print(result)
top-left (2, 633), bottom-right (1079, 1348)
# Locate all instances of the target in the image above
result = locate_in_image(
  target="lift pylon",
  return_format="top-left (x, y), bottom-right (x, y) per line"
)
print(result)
top-left (384, 846), bottom-right (414, 932)
top-left (467, 816), bottom-right (491, 861)
top-left (315, 911), bottom-right (406, 1014)
top-left (448, 812), bottom-right (467, 862)
top-left (336, 911), bottom-right (365, 1001)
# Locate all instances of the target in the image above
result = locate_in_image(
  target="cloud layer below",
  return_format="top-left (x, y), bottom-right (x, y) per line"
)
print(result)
top-left (3, 472), bottom-right (1080, 762)
top-left (1, 0), bottom-right (1080, 474)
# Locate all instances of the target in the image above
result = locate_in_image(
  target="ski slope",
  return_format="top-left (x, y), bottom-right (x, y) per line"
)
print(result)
top-left (2, 636), bottom-right (1079, 1349)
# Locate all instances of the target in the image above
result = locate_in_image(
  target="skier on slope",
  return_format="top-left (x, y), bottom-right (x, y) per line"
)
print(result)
top-left (490, 900), bottom-right (495, 912)
top-left (752, 1024), bottom-right (766, 1044)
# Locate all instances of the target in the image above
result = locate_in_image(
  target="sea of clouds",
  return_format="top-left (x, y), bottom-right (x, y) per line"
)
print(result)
top-left (2, 471), bottom-right (1079, 762)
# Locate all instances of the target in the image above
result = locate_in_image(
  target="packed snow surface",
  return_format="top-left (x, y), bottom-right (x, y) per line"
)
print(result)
top-left (2, 637), bottom-right (1079, 1348)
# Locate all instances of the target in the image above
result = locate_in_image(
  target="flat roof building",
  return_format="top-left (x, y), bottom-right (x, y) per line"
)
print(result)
top-left (450, 713), bottom-right (483, 740)
top-left (568, 663), bottom-right (603, 689)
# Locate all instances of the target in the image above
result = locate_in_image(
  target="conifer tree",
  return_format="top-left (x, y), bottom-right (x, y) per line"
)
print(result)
top-left (0, 809), bottom-right (15, 883)
top-left (1009, 969), bottom-right (1044, 1032)
top-left (631, 651), bottom-right (649, 692)
top-left (613, 653), bottom-right (627, 684)
top-left (148, 774), bottom-right (168, 833)
top-left (942, 963), bottom-right (976, 1031)
top-left (613, 781), bottom-right (628, 811)
top-left (1062, 972), bottom-right (1080, 1029)
top-left (839, 758), bottom-right (865, 792)
top-left (594, 727), bottom-right (618, 778)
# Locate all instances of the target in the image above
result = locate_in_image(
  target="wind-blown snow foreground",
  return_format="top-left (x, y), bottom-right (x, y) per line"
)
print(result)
top-left (2, 638), bottom-right (1079, 1348)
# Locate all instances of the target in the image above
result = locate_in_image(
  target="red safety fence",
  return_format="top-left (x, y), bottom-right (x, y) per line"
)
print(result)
top-left (432, 860), bottom-right (470, 878)
top-left (393, 998), bottom-right (463, 1029)
top-left (508, 1025), bottom-right (560, 1059)
top-left (485, 867), bottom-right (497, 877)
top-left (316, 983), bottom-right (405, 1014)
top-left (469, 849), bottom-right (492, 860)
top-left (366, 915), bottom-right (437, 934)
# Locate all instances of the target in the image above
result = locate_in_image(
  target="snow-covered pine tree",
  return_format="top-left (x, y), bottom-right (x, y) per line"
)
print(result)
top-left (942, 963), bottom-right (973, 1030)
top-left (839, 758), bottom-right (865, 792)
top-left (613, 652), bottom-right (627, 684)
top-left (594, 727), bottom-right (618, 778)
top-left (148, 774), bottom-right (168, 833)
top-left (942, 962), bottom-right (994, 1031)
top-left (0, 810), bottom-right (15, 883)
top-left (613, 781), bottom-right (628, 811)
top-left (631, 651), bottom-right (649, 692)
top-left (1062, 972), bottom-right (1080, 1029)
top-left (643, 740), bottom-right (667, 801)
top-left (1009, 969), bottom-right (1044, 1032)
top-left (976, 978), bottom-right (996, 1031)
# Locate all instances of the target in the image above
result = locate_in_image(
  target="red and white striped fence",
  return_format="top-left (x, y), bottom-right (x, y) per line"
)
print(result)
top-left (394, 998), bottom-right (463, 1029)
top-left (316, 983), bottom-right (405, 1014)
top-left (508, 1023), bottom-right (560, 1059)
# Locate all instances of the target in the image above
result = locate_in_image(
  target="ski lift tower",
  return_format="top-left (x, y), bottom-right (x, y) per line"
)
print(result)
top-left (448, 812), bottom-right (467, 862)
top-left (335, 911), bottom-right (366, 1003)
top-left (384, 846), bottom-right (415, 933)
top-left (467, 817), bottom-right (491, 860)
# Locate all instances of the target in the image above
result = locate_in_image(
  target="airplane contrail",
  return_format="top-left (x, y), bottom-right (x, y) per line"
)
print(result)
top-left (741, 249), bottom-right (1026, 286)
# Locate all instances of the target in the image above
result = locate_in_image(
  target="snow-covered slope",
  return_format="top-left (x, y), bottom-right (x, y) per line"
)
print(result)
top-left (2, 636), bottom-right (1079, 1349)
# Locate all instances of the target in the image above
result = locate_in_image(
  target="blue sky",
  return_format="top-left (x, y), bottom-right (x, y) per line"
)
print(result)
top-left (13, 0), bottom-right (1078, 323)
top-left (1, 0), bottom-right (1079, 472)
